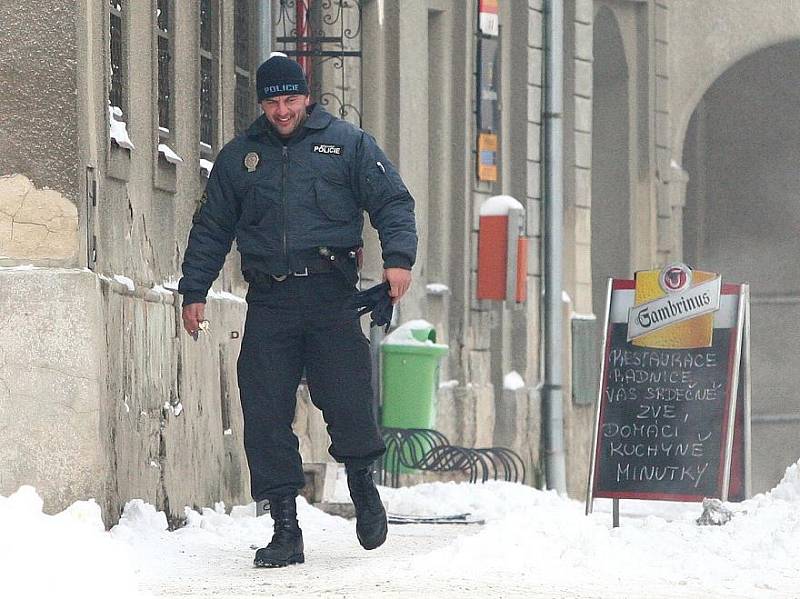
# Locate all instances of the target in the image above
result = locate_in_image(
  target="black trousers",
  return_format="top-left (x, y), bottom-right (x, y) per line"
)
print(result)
top-left (237, 272), bottom-right (385, 500)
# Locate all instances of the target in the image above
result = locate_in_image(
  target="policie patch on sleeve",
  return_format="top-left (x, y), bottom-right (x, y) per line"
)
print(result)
top-left (312, 144), bottom-right (343, 156)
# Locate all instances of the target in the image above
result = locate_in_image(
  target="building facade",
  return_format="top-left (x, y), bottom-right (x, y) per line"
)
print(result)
top-left (1, 0), bottom-right (798, 523)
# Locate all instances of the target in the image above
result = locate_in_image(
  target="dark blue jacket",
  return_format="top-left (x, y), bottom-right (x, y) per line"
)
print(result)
top-left (179, 105), bottom-right (417, 305)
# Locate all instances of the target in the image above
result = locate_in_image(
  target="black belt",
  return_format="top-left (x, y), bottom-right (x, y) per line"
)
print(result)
top-left (247, 247), bottom-right (358, 285)
top-left (271, 258), bottom-right (337, 281)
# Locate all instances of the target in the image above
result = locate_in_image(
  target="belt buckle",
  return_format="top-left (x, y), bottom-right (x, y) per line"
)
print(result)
top-left (293, 267), bottom-right (309, 277)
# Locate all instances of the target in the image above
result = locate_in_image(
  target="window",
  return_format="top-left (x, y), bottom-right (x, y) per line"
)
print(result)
top-left (109, 0), bottom-right (126, 114)
top-left (234, 0), bottom-right (256, 133)
top-left (156, 0), bottom-right (173, 137)
top-left (199, 0), bottom-right (218, 153)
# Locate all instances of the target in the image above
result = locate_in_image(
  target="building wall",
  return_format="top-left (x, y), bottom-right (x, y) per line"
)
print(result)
top-left (668, 1), bottom-right (800, 492)
top-left (10, 0), bottom-right (800, 517)
top-left (0, 1), bottom-right (82, 267)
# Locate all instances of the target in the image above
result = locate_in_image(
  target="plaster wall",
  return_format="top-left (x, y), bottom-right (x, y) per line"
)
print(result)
top-left (0, 1), bottom-right (82, 268)
top-left (0, 269), bottom-right (107, 514)
top-left (0, 1), bottom-right (81, 205)
top-left (0, 268), bottom-right (255, 523)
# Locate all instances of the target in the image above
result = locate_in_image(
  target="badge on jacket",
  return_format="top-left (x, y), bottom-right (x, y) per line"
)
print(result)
top-left (244, 152), bottom-right (260, 172)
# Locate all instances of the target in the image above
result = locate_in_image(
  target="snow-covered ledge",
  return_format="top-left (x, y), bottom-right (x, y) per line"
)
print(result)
top-left (109, 105), bottom-right (134, 150)
top-left (200, 158), bottom-right (214, 178)
top-left (158, 143), bottom-right (183, 165)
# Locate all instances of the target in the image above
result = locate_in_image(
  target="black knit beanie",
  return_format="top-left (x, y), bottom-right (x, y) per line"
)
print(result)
top-left (256, 56), bottom-right (309, 101)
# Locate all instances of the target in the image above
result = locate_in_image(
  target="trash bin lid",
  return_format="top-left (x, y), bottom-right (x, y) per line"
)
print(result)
top-left (381, 319), bottom-right (448, 355)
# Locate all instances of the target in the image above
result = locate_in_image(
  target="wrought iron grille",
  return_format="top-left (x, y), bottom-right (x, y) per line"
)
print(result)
top-left (274, 0), bottom-right (363, 127)
top-left (156, 0), bottom-right (172, 134)
top-left (234, 0), bottom-right (256, 133)
top-left (199, 0), bottom-right (217, 149)
top-left (109, 0), bottom-right (125, 113)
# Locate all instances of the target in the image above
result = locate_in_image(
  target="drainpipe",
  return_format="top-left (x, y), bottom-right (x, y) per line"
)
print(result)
top-left (542, 0), bottom-right (567, 494)
top-left (257, 0), bottom-right (271, 61)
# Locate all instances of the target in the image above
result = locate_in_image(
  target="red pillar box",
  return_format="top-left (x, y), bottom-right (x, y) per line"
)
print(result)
top-left (477, 195), bottom-right (527, 302)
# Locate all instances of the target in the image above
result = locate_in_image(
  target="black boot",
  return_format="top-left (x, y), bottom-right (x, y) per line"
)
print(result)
top-left (347, 466), bottom-right (387, 550)
top-left (254, 495), bottom-right (305, 568)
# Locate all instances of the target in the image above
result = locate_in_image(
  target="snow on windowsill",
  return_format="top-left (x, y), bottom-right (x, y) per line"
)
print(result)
top-left (200, 159), bottom-right (214, 177)
top-left (109, 105), bottom-right (135, 150)
top-left (571, 312), bottom-right (596, 321)
top-left (158, 143), bottom-right (183, 165)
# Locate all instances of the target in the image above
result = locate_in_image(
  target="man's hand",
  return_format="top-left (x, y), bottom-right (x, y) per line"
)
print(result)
top-left (182, 303), bottom-right (206, 337)
top-left (383, 268), bottom-right (412, 304)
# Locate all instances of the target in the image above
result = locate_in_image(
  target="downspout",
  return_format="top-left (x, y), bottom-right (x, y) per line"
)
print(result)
top-left (257, 0), bottom-right (271, 61)
top-left (542, 0), bottom-right (567, 494)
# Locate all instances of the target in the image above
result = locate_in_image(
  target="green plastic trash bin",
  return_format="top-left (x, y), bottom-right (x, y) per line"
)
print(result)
top-left (381, 320), bottom-right (449, 430)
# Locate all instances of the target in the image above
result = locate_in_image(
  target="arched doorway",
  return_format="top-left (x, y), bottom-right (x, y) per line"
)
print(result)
top-left (683, 40), bottom-right (800, 492)
top-left (591, 7), bottom-right (631, 321)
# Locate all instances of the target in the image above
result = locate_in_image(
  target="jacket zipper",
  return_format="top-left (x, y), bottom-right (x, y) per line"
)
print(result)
top-left (282, 145), bottom-right (289, 262)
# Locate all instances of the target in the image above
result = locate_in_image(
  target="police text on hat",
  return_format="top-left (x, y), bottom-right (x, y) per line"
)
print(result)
top-left (256, 56), bottom-right (309, 101)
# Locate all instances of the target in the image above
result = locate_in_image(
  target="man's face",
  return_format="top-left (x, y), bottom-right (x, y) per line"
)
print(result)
top-left (261, 94), bottom-right (311, 137)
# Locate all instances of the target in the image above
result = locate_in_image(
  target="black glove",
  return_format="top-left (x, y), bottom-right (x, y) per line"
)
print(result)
top-left (347, 281), bottom-right (394, 332)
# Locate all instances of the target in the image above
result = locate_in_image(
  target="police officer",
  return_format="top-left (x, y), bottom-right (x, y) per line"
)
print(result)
top-left (179, 56), bottom-right (417, 567)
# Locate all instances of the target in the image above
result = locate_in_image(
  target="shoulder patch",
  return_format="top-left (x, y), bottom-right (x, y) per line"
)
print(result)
top-left (312, 144), bottom-right (343, 156)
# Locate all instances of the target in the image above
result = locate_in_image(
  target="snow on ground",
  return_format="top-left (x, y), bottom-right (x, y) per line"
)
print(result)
top-left (3, 463), bottom-right (800, 598)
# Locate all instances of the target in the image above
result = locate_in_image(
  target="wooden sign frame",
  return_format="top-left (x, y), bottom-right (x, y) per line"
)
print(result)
top-left (586, 278), bottom-right (751, 523)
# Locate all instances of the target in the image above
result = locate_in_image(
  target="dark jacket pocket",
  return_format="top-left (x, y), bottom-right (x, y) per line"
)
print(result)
top-left (236, 186), bottom-right (282, 253)
top-left (314, 177), bottom-right (359, 222)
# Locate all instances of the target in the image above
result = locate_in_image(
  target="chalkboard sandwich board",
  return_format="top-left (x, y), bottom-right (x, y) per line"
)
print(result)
top-left (586, 264), bottom-right (751, 522)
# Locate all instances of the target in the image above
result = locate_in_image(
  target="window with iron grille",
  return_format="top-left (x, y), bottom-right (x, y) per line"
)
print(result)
top-left (109, 0), bottom-right (126, 115)
top-left (234, 0), bottom-right (256, 134)
top-left (199, 0), bottom-right (217, 153)
top-left (156, 0), bottom-right (173, 137)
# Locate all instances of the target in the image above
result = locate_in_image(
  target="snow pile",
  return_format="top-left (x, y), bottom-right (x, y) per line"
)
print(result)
top-left (157, 143), bottom-right (183, 165)
top-left (200, 158), bottom-right (214, 177)
top-left (109, 105), bottom-right (135, 150)
top-left (400, 463), bottom-right (800, 597)
top-left (503, 370), bottom-right (525, 390)
top-left (768, 459), bottom-right (800, 501)
top-left (3, 462), bottom-right (800, 596)
top-left (383, 319), bottom-right (447, 348)
top-left (426, 283), bottom-right (450, 295)
top-left (106, 495), bottom-right (351, 595)
top-left (207, 288), bottom-right (246, 304)
top-left (151, 279), bottom-right (246, 304)
top-left (0, 487), bottom-right (139, 598)
top-left (113, 274), bottom-right (136, 292)
top-left (478, 195), bottom-right (524, 216)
